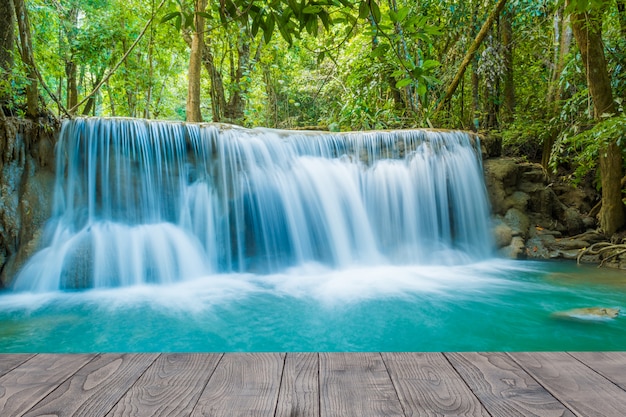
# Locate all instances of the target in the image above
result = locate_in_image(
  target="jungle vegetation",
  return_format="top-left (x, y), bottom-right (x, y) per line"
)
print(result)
top-left (1, 0), bottom-right (625, 233)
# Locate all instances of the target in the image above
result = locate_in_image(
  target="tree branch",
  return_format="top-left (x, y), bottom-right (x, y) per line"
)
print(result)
top-left (68, 0), bottom-right (167, 114)
top-left (433, 0), bottom-right (508, 116)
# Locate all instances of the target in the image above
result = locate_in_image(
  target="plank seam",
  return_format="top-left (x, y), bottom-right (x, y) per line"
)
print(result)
top-left (566, 352), bottom-right (626, 394)
top-left (442, 352), bottom-right (495, 417)
top-left (0, 354), bottom-right (36, 378)
top-left (22, 353), bottom-right (100, 417)
top-left (505, 353), bottom-right (583, 417)
top-left (188, 352), bottom-right (225, 417)
top-left (316, 352), bottom-right (321, 417)
top-left (379, 352), bottom-right (407, 417)
top-left (272, 353), bottom-right (288, 417)
top-left (99, 353), bottom-right (162, 417)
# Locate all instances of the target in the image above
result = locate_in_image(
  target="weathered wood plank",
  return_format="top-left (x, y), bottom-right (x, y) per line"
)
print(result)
top-left (275, 353), bottom-right (319, 417)
top-left (320, 352), bottom-right (404, 417)
top-left (510, 352), bottom-right (626, 417)
top-left (447, 352), bottom-right (575, 417)
top-left (569, 352), bottom-right (626, 390)
top-left (21, 353), bottom-right (158, 417)
top-left (106, 353), bottom-right (222, 417)
top-left (0, 354), bottom-right (35, 378)
top-left (191, 353), bottom-right (285, 417)
top-left (383, 352), bottom-right (489, 417)
top-left (0, 354), bottom-right (95, 417)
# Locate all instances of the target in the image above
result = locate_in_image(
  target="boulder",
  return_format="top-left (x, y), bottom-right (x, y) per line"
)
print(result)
top-left (493, 221), bottom-right (513, 248)
top-left (553, 307), bottom-right (620, 321)
top-left (504, 208), bottom-right (530, 238)
top-left (499, 236), bottom-right (526, 259)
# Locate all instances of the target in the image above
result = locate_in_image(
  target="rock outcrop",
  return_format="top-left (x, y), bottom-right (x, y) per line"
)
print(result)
top-left (483, 157), bottom-right (600, 261)
top-left (0, 117), bottom-right (57, 287)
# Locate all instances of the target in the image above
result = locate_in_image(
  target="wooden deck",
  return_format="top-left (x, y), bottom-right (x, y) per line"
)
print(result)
top-left (1, 352), bottom-right (626, 416)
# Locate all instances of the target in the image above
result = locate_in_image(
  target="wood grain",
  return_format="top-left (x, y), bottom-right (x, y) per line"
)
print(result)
top-left (510, 352), bottom-right (626, 417)
top-left (446, 352), bottom-right (574, 417)
top-left (275, 353), bottom-right (319, 417)
top-left (0, 354), bottom-right (35, 378)
top-left (383, 352), bottom-right (489, 417)
top-left (191, 352), bottom-right (285, 417)
top-left (105, 353), bottom-right (222, 417)
top-left (21, 353), bottom-right (158, 417)
top-left (320, 352), bottom-right (404, 417)
top-left (0, 354), bottom-right (95, 417)
top-left (569, 352), bottom-right (626, 390)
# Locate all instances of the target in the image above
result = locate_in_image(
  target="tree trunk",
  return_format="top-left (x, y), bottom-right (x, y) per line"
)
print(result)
top-left (0, 0), bottom-right (14, 112)
top-left (66, 61), bottom-right (78, 110)
top-left (435, 0), bottom-right (508, 115)
top-left (13, 0), bottom-right (38, 118)
top-left (617, 0), bottom-right (626, 38)
top-left (570, 3), bottom-right (624, 235)
top-left (186, 0), bottom-right (206, 122)
top-left (224, 26), bottom-right (249, 122)
top-left (542, 9), bottom-right (571, 169)
top-left (501, 9), bottom-right (515, 122)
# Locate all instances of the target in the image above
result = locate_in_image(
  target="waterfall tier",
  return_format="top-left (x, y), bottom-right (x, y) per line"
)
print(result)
top-left (13, 118), bottom-right (493, 291)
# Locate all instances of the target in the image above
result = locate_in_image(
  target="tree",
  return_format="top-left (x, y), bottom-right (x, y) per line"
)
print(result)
top-left (186, 0), bottom-right (206, 122)
top-left (567, 0), bottom-right (624, 235)
top-left (0, 0), bottom-right (15, 112)
top-left (13, 0), bottom-right (38, 117)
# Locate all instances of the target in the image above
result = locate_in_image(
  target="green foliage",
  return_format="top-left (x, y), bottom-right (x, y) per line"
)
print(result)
top-left (551, 114), bottom-right (626, 184)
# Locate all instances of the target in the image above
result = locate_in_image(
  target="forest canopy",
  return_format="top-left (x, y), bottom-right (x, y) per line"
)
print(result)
top-left (1, 0), bottom-right (625, 232)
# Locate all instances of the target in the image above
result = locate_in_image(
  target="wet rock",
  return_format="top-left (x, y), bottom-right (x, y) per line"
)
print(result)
top-left (500, 236), bottom-right (526, 259)
top-left (504, 208), bottom-right (530, 238)
top-left (553, 307), bottom-right (620, 321)
top-left (493, 221), bottom-right (513, 248)
top-left (504, 191), bottom-right (529, 212)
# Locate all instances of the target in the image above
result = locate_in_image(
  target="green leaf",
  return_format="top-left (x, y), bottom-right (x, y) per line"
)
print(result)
top-left (196, 11), bottom-right (212, 19)
top-left (396, 6), bottom-right (409, 21)
top-left (421, 59), bottom-right (440, 71)
top-left (160, 12), bottom-right (180, 24)
top-left (264, 15), bottom-right (275, 44)
top-left (371, 43), bottom-right (389, 57)
top-left (396, 78), bottom-right (412, 88)
top-left (417, 83), bottom-right (427, 97)
top-left (317, 51), bottom-right (326, 65)
top-left (370, 1), bottom-right (381, 23)
top-left (319, 11), bottom-right (331, 31)
top-left (303, 5), bottom-right (323, 14)
top-left (358, 1), bottom-right (369, 19)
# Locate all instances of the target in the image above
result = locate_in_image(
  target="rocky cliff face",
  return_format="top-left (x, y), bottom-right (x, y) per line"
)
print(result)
top-left (0, 117), bottom-right (57, 287)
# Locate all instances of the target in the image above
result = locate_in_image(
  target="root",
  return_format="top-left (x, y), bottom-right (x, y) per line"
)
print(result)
top-left (577, 242), bottom-right (626, 267)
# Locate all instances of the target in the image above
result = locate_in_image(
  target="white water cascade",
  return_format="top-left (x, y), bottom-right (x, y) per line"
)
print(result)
top-left (12, 118), bottom-right (493, 291)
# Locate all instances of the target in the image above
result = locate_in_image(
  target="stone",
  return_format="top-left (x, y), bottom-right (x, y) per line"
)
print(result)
top-left (499, 236), bottom-right (526, 259)
top-left (553, 307), bottom-right (620, 321)
top-left (504, 208), bottom-right (530, 238)
top-left (493, 221), bottom-right (513, 248)
top-left (504, 191), bottom-right (529, 212)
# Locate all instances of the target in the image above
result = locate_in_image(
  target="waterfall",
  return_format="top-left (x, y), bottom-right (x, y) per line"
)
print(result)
top-left (12, 118), bottom-right (493, 291)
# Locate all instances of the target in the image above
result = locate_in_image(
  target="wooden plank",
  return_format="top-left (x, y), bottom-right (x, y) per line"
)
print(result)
top-left (0, 354), bottom-right (95, 417)
top-left (320, 352), bottom-right (404, 417)
top-left (275, 353), bottom-right (319, 417)
top-left (191, 353), bottom-right (285, 417)
top-left (21, 353), bottom-right (158, 417)
top-left (0, 354), bottom-right (35, 378)
top-left (106, 353), bottom-right (222, 417)
top-left (446, 352), bottom-right (575, 417)
top-left (569, 352), bottom-right (626, 390)
top-left (383, 352), bottom-right (489, 417)
top-left (510, 352), bottom-right (626, 417)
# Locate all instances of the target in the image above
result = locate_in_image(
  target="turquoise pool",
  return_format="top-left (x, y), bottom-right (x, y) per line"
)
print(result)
top-left (1, 259), bottom-right (624, 352)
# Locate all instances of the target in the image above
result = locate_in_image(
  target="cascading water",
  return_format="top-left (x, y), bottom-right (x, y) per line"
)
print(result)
top-left (12, 118), bottom-right (493, 292)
